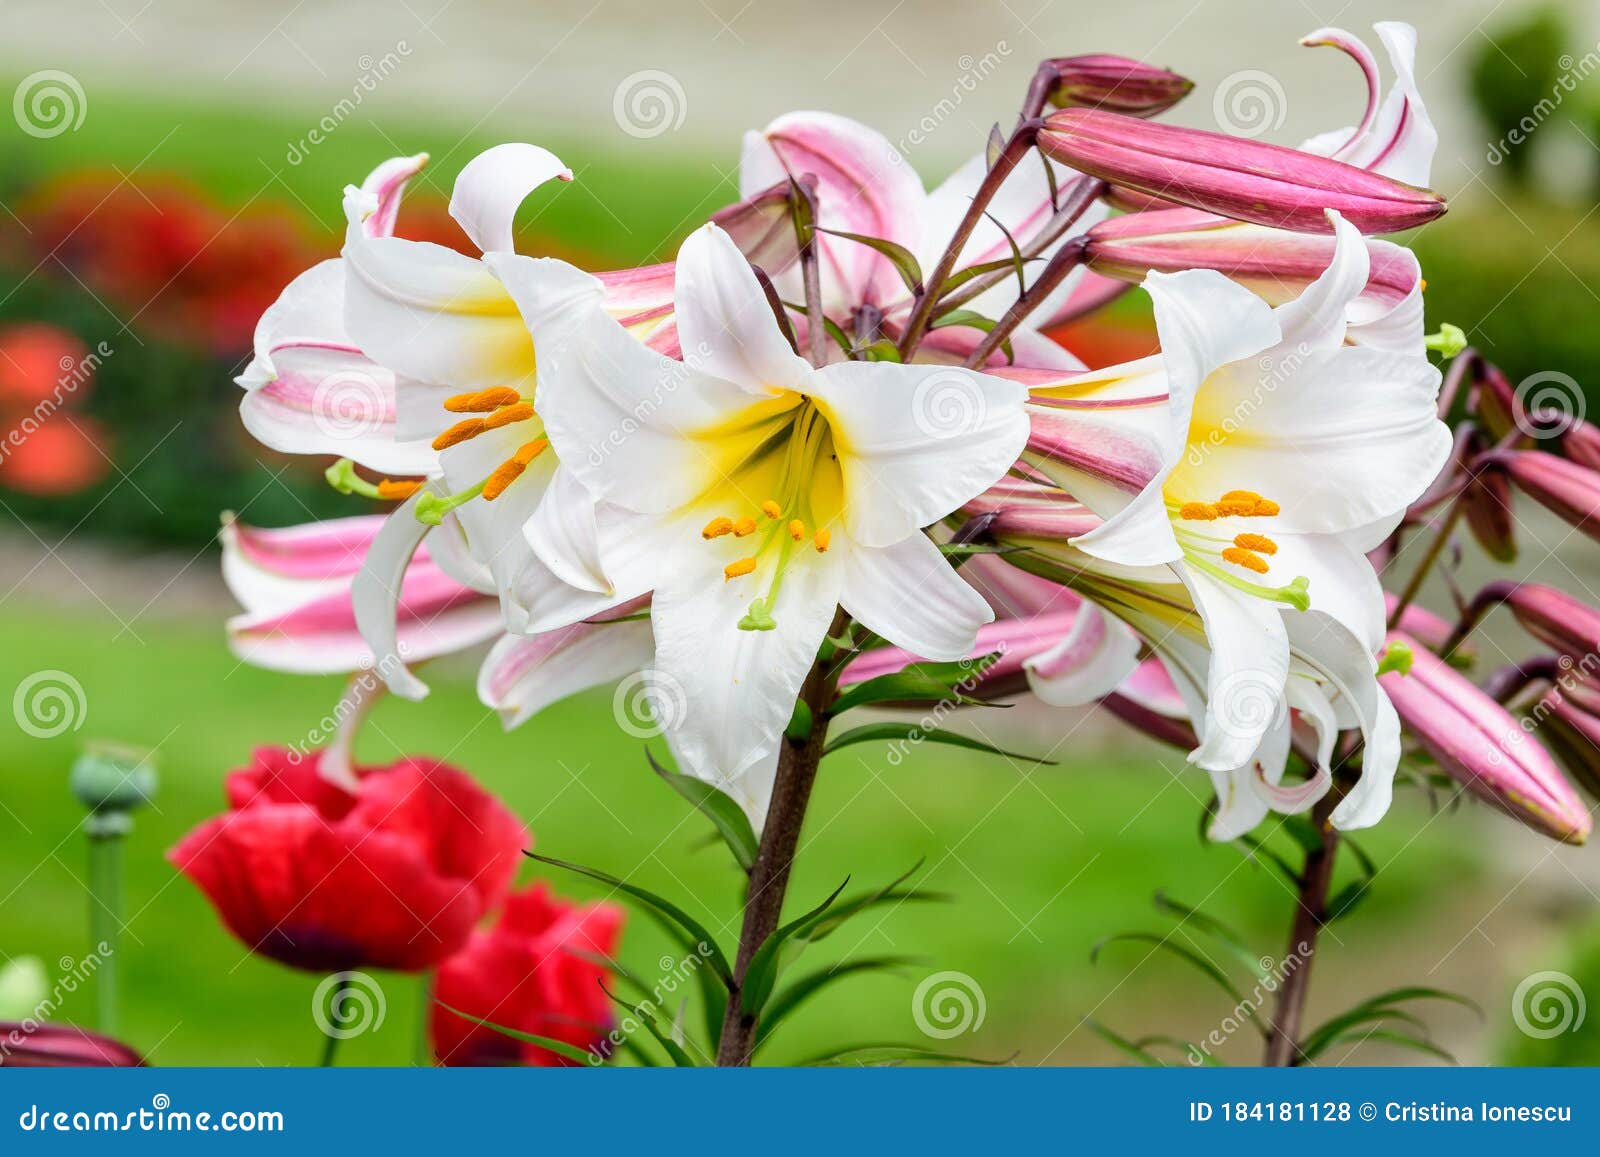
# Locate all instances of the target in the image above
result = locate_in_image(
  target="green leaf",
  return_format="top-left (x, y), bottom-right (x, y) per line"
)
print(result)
top-left (793, 860), bottom-right (947, 945)
top-left (798, 1042), bottom-right (1007, 1066)
top-left (1299, 1007), bottom-right (1431, 1062)
top-left (784, 700), bottom-right (814, 744)
top-left (1281, 815), bottom-right (1325, 857)
top-left (1091, 932), bottom-right (1246, 1005)
top-left (1134, 1034), bottom-right (1221, 1066)
top-left (753, 955), bottom-right (927, 1053)
top-left (740, 877), bottom-right (852, 1015)
top-left (857, 338), bottom-right (903, 362)
top-left (783, 301), bottom-right (852, 353)
top-left (528, 852), bottom-right (734, 986)
top-left (1085, 1018), bottom-right (1164, 1066)
top-left (824, 721), bottom-right (1054, 765)
top-left (937, 256), bottom-right (1036, 300)
top-left (1325, 879), bottom-right (1370, 923)
top-left (1361, 986), bottom-right (1481, 1016)
top-left (815, 228), bottom-right (924, 296)
top-left (600, 982), bottom-right (702, 1067)
top-left (647, 749), bottom-right (758, 872)
top-left (1231, 833), bottom-right (1301, 884)
top-left (1319, 1027), bottom-right (1457, 1064)
top-left (985, 123), bottom-right (1005, 170)
top-left (1151, 892), bottom-right (1265, 980)
top-left (982, 209), bottom-right (1028, 299)
top-left (928, 308), bottom-right (1013, 364)
top-left (829, 655), bottom-right (1003, 716)
top-left (436, 1003), bottom-right (598, 1065)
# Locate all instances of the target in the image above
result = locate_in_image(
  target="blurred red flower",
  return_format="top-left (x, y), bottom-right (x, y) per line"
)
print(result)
top-left (11, 173), bottom-right (320, 354)
top-left (169, 747), bottom-right (526, 972)
top-left (0, 417), bottom-right (111, 496)
top-left (0, 322), bottom-right (88, 407)
top-left (431, 882), bottom-right (624, 1067)
top-left (0, 1023), bottom-right (143, 1067)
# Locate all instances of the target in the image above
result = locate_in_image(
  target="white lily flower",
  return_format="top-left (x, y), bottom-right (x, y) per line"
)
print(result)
top-left (522, 222), bottom-right (1029, 824)
top-left (998, 210), bottom-right (1449, 833)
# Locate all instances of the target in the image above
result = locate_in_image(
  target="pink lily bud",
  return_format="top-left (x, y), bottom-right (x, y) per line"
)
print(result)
top-left (1537, 692), bottom-right (1600, 803)
top-left (1468, 361), bottom-right (1518, 441)
top-left (1080, 206), bottom-right (1420, 304)
top-left (1501, 451), bottom-right (1600, 544)
top-left (710, 180), bottom-right (799, 275)
top-left (1037, 109), bottom-right (1447, 234)
top-left (1383, 632), bottom-right (1590, 844)
top-left (1563, 420), bottom-right (1600, 472)
top-left (1465, 581), bottom-right (1600, 664)
top-left (1040, 54), bottom-right (1193, 117)
top-left (1461, 468), bottom-right (1517, 563)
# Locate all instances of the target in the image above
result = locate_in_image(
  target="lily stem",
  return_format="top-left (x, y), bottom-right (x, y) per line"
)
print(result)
top-left (962, 235), bottom-right (1088, 367)
top-left (898, 121), bottom-right (1042, 361)
top-left (1262, 794), bottom-right (1340, 1066)
top-left (1387, 497), bottom-right (1464, 629)
top-left (715, 610), bottom-right (847, 1065)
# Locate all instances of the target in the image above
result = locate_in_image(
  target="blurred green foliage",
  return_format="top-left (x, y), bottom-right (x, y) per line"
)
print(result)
top-left (1468, 6), bottom-right (1568, 185)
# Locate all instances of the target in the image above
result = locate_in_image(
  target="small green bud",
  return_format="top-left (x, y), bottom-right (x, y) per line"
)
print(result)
top-left (71, 743), bottom-right (157, 836)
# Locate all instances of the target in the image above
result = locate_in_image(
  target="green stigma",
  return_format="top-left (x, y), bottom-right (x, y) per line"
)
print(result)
top-left (1377, 641), bottom-right (1414, 677)
top-left (414, 482), bottom-right (484, 526)
top-left (737, 597), bottom-right (778, 632)
top-left (1424, 323), bottom-right (1466, 358)
top-left (325, 457), bottom-right (381, 500)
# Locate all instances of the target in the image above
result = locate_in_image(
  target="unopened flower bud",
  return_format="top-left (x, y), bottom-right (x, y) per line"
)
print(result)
top-left (1465, 581), bottom-right (1600, 665)
top-left (1039, 54), bottom-right (1193, 117)
top-left (1383, 632), bottom-right (1590, 844)
top-left (1461, 468), bottom-right (1517, 563)
top-left (70, 743), bottom-right (157, 837)
top-left (1037, 109), bottom-right (1448, 234)
top-left (1501, 451), bottom-right (1600, 545)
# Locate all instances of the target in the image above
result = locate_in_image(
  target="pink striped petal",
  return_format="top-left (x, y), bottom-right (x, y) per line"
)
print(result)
top-left (741, 112), bottom-right (925, 311)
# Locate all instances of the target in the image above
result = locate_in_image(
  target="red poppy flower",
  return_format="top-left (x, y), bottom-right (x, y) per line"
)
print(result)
top-left (169, 747), bottom-right (526, 973)
top-left (0, 1023), bottom-right (142, 1067)
top-left (431, 882), bottom-right (624, 1066)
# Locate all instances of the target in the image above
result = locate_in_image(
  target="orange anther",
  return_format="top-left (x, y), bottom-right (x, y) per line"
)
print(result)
top-left (443, 387), bottom-right (521, 413)
top-left (432, 417), bottom-right (486, 451)
top-left (1221, 547), bottom-right (1270, 574)
top-left (702, 517), bottom-right (735, 540)
top-left (723, 557), bottom-right (757, 581)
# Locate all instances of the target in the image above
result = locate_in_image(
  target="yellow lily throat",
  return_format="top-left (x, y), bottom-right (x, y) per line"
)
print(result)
top-left (701, 400), bottom-right (839, 633)
top-left (1172, 489), bottom-right (1310, 612)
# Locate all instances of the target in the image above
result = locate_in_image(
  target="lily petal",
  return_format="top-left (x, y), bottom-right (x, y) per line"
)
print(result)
top-left (840, 532), bottom-right (994, 661)
top-left (449, 142), bottom-right (572, 255)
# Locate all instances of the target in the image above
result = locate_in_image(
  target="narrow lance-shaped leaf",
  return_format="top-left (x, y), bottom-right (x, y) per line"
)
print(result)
top-left (740, 877), bottom-right (851, 1015)
top-left (1090, 932), bottom-right (1246, 1005)
top-left (527, 852), bottom-right (733, 986)
top-left (815, 227), bottom-right (924, 296)
top-left (754, 955), bottom-right (928, 1053)
top-left (647, 747), bottom-right (758, 872)
top-left (824, 721), bottom-right (1055, 766)
top-left (436, 1003), bottom-right (597, 1066)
